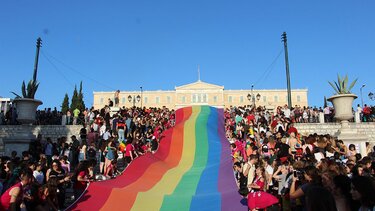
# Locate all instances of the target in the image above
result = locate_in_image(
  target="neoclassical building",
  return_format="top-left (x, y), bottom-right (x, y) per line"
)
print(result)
top-left (93, 80), bottom-right (308, 110)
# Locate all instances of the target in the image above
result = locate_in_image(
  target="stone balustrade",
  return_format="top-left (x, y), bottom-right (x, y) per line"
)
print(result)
top-left (0, 125), bottom-right (82, 156)
top-left (295, 122), bottom-right (375, 142)
top-left (1, 122), bottom-right (374, 156)
top-left (295, 122), bottom-right (375, 155)
top-left (0, 125), bottom-right (82, 141)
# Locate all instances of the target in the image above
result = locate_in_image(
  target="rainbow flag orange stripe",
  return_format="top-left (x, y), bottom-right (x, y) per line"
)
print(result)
top-left (70, 106), bottom-right (245, 211)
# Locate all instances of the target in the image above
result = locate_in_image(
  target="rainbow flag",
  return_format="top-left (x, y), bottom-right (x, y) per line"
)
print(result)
top-left (70, 106), bottom-right (246, 211)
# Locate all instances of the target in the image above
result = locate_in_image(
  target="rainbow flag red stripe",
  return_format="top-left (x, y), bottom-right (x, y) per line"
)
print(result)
top-left (71, 106), bottom-right (245, 211)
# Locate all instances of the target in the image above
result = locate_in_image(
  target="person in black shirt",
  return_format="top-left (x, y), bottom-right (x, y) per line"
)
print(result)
top-left (275, 137), bottom-right (291, 160)
top-left (108, 98), bottom-right (114, 107)
top-left (46, 159), bottom-right (70, 209)
top-left (80, 127), bottom-right (87, 141)
top-left (233, 162), bottom-right (249, 197)
top-left (71, 135), bottom-right (80, 169)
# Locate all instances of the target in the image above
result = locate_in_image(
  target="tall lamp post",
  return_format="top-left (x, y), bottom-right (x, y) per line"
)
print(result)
top-left (247, 84), bottom-right (261, 109)
top-left (282, 32), bottom-right (292, 109)
top-left (360, 84), bottom-right (365, 107)
top-left (128, 94), bottom-right (141, 108)
top-left (140, 86), bottom-right (143, 108)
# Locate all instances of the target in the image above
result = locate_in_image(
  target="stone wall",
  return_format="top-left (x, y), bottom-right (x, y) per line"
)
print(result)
top-left (0, 125), bottom-right (83, 141)
top-left (295, 122), bottom-right (375, 142)
top-left (0, 125), bottom-right (83, 155)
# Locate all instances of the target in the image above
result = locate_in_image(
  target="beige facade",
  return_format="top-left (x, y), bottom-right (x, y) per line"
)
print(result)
top-left (93, 80), bottom-right (308, 109)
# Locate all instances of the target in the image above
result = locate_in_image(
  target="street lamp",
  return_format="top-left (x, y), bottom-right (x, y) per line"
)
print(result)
top-left (247, 94), bottom-right (252, 102)
top-left (247, 84), bottom-right (261, 109)
top-left (360, 84), bottom-right (365, 107)
top-left (369, 92), bottom-right (374, 101)
top-left (128, 94), bottom-right (141, 107)
top-left (256, 93), bottom-right (261, 101)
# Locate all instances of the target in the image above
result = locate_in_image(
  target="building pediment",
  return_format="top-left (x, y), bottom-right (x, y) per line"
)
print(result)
top-left (175, 80), bottom-right (224, 90)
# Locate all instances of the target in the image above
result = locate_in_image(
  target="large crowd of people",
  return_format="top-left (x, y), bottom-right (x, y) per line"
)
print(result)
top-left (1, 102), bottom-right (374, 126)
top-left (0, 105), bottom-right (175, 210)
top-left (227, 105), bottom-right (375, 210)
top-left (0, 103), bottom-right (375, 211)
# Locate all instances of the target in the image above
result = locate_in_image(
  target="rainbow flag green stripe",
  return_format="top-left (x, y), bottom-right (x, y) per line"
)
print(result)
top-left (160, 106), bottom-right (210, 210)
top-left (71, 106), bottom-right (245, 211)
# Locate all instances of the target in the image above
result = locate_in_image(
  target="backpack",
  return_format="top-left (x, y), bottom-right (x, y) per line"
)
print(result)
top-left (88, 148), bottom-right (96, 158)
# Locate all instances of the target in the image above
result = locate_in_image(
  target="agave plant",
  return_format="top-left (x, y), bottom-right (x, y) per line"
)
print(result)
top-left (11, 79), bottom-right (40, 99)
top-left (11, 38), bottom-right (42, 99)
top-left (328, 74), bottom-right (358, 95)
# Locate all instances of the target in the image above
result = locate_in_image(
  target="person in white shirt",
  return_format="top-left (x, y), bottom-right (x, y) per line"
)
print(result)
top-left (283, 105), bottom-right (291, 119)
top-left (357, 104), bottom-right (363, 122)
top-left (243, 154), bottom-right (258, 191)
top-left (324, 106), bottom-right (331, 123)
top-left (102, 129), bottom-right (111, 141)
top-left (33, 162), bottom-right (44, 185)
top-left (99, 124), bottom-right (106, 136)
top-left (88, 110), bottom-right (95, 124)
top-left (262, 157), bottom-right (274, 190)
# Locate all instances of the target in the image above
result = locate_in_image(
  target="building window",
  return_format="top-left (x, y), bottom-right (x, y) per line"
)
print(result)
top-left (274, 96), bottom-right (278, 102)
top-left (189, 93), bottom-right (208, 103)
top-left (122, 97), bottom-right (126, 104)
top-left (156, 97), bottom-right (160, 104)
top-left (167, 96), bottom-right (171, 103)
top-left (182, 96), bottom-right (186, 103)
top-left (297, 95), bottom-right (301, 102)
top-left (100, 98), bottom-right (103, 104)
top-left (144, 97), bottom-right (148, 104)
top-left (213, 96), bottom-right (218, 103)
top-left (228, 96), bottom-right (232, 103)
top-left (240, 96), bottom-right (244, 103)
top-left (263, 96), bottom-right (266, 102)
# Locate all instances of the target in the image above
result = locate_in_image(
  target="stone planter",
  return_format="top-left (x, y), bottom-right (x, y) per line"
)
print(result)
top-left (327, 94), bottom-right (357, 121)
top-left (327, 94), bottom-right (368, 155)
top-left (13, 98), bottom-right (43, 124)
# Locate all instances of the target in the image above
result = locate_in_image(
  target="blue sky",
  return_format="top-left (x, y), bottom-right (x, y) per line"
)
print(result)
top-left (1, 0), bottom-right (374, 109)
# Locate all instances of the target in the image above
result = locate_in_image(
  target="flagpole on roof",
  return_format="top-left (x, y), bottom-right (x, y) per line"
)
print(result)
top-left (198, 64), bottom-right (201, 82)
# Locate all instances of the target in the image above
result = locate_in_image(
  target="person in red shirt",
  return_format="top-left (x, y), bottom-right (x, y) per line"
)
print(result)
top-left (287, 123), bottom-right (298, 135)
top-left (363, 104), bottom-right (371, 122)
top-left (247, 113), bottom-right (255, 124)
top-left (125, 138), bottom-right (137, 164)
top-left (247, 167), bottom-right (279, 210)
top-left (73, 160), bottom-right (94, 200)
top-left (0, 169), bottom-right (33, 211)
top-left (270, 118), bottom-right (278, 132)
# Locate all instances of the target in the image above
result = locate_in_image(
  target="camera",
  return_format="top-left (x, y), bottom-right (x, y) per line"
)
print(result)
top-left (293, 170), bottom-right (304, 181)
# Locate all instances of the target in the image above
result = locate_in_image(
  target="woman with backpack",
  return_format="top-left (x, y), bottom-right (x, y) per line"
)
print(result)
top-left (87, 143), bottom-right (97, 161)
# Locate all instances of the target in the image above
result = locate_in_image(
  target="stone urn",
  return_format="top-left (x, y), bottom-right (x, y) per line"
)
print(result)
top-left (13, 98), bottom-right (43, 124)
top-left (327, 94), bottom-right (357, 121)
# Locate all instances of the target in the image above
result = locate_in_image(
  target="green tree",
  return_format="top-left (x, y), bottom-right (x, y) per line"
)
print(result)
top-left (70, 85), bottom-right (78, 111)
top-left (77, 81), bottom-right (86, 111)
top-left (61, 93), bottom-right (70, 114)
